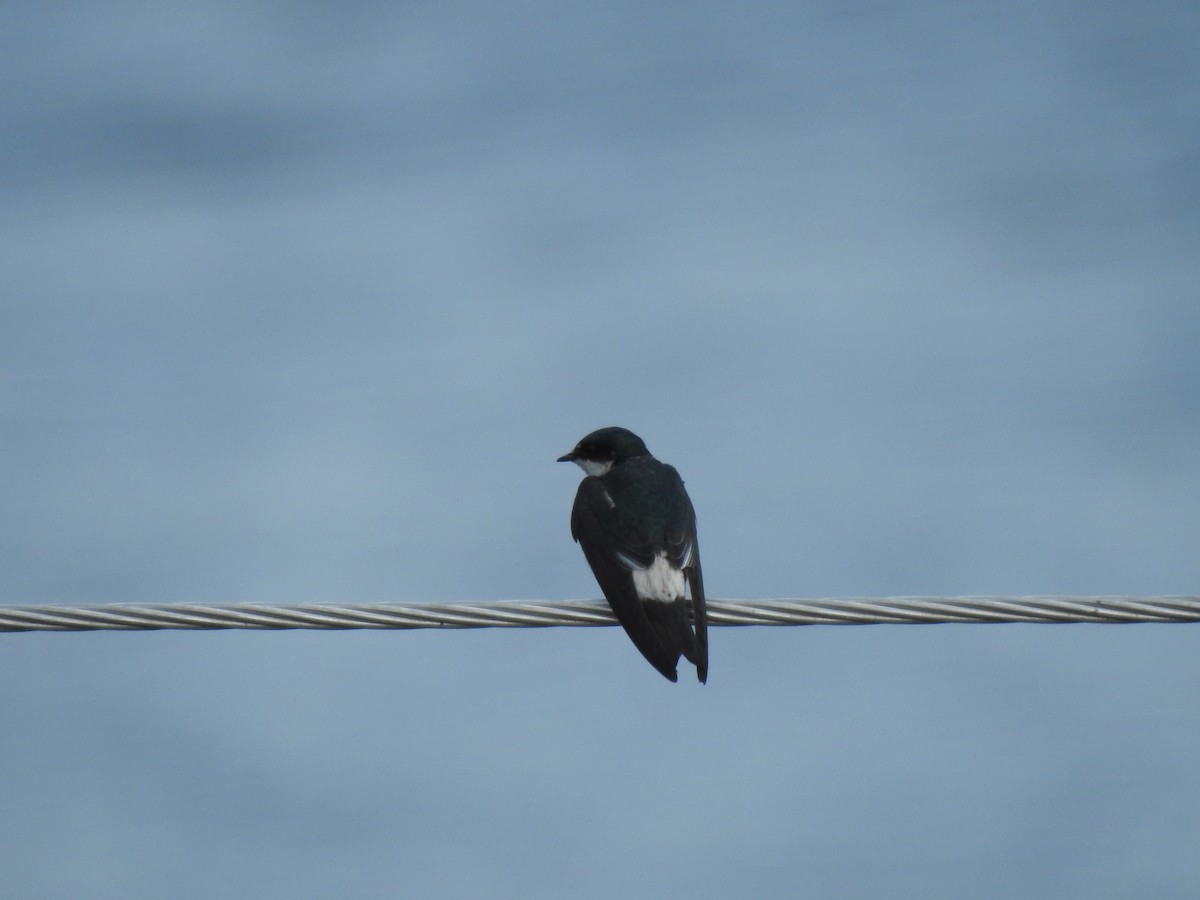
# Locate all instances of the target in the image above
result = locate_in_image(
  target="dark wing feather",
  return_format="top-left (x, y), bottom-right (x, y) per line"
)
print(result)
top-left (685, 545), bottom-right (708, 684)
top-left (652, 465), bottom-right (705, 681)
top-left (661, 471), bottom-right (707, 683)
top-left (570, 477), bottom-right (683, 681)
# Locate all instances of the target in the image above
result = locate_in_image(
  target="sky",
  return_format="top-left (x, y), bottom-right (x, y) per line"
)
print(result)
top-left (2, 2), bottom-right (1199, 897)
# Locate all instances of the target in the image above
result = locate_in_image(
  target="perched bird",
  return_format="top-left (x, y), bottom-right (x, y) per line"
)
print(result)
top-left (558, 427), bottom-right (708, 683)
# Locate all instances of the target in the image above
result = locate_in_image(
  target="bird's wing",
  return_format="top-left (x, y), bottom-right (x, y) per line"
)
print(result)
top-left (685, 543), bottom-right (708, 684)
top-left (661, 470), bottom-right (707, 683)
top-left (570, 477), bottom-right (683, 681)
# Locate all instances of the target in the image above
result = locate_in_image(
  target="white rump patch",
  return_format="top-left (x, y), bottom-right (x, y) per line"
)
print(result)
top-left (628, 552), bottom-right (686, 603)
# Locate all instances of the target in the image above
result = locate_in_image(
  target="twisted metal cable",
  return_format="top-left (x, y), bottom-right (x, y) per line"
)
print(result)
top-left (0, 596), bottom-right (1197, 633)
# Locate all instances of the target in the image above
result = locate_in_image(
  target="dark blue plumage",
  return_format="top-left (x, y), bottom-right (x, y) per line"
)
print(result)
top-left (559, 427), bottom-right (708, 683)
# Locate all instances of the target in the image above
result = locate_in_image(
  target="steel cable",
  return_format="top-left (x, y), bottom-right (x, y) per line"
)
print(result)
top-left (1, 596), bottom-right (1197, 632)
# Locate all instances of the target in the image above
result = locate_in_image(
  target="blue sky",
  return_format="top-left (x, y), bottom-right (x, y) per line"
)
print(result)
top-left (2, 2), bottom-right (1199, 897)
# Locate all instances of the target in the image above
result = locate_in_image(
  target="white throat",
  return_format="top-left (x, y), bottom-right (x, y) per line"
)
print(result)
top-left (573, 458), bottom-right (614, 477)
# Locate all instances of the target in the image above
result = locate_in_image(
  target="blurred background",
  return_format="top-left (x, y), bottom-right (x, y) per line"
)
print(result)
top-left (2, 2), bottom-right (1198, 897)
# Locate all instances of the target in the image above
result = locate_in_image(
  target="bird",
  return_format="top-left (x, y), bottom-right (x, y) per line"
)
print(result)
top-left (558, 426), bottom-right (708, 683)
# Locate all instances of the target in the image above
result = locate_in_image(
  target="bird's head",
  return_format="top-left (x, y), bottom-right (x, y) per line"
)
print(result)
top-left (557, 426), bottom-right (650, 476)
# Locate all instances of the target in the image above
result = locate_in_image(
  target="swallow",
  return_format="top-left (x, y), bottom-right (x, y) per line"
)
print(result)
top-left (559, 426), bottom-right (707, 682)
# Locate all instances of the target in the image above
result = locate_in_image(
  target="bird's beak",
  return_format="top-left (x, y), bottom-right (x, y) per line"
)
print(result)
top-left (556, 452), bottom-right (575, 463)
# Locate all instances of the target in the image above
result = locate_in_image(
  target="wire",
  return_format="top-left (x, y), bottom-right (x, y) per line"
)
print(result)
top-left (0, 596), bottom-right (1197, 632)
